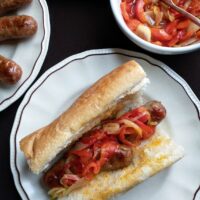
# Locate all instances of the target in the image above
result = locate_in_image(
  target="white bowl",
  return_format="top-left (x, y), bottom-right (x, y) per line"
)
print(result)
top-left (110, 0), bottom-right (200, 55)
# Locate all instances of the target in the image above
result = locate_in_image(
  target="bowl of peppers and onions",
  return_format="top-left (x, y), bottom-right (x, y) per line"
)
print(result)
top-left (110, 0), bottom-right (200, 54)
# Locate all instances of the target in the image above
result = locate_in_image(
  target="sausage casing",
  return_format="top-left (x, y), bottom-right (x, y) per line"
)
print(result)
top-left (0, 0), bottom-right (32, 15)
top-left (145, 101), bottom-right (166, 123)
top-left (0, 55), bottom-right (22, 84)
top-left (0, 15), bottom-right (37, 41)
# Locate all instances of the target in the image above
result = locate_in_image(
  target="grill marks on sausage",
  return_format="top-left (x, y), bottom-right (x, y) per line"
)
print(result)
top-left (0, 55), bottom-right (22, 84)
top-left (145, 101), bottom-right (166, 123)
top-left (0, 15), bottom-right (37, 41)
top-left (102, 145), bottom-right (133, 171)
top-left (43, 159), bottom-right (65, 189)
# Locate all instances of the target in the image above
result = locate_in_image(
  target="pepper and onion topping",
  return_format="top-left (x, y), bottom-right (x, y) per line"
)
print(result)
top-left (121, 0), bottom-right (200, 47)
top-left (43, 101), bottom-right (166, 192)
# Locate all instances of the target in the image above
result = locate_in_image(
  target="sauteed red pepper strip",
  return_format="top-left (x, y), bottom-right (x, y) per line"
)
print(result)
top-left (121, 0), bottom-right (200, 47)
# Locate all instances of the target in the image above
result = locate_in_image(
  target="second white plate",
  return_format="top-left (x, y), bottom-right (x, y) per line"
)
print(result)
top-left (0, 0), bottom-right (50, 111)
top-left (10, 49), bottom-right (200, 200)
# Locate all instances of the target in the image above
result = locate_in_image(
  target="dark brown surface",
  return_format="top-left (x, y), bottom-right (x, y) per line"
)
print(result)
top-left (0, 55), bottom-right (22, 84)
top-left (0, 0), bottom-right (199, 199)
top-left (0, 15), bottom-right (37, 41)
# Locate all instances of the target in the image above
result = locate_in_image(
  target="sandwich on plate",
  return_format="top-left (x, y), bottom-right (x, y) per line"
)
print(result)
top-left (20, 60), bottom-right (184, 200)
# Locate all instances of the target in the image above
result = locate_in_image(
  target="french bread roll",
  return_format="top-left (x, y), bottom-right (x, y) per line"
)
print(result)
top-left (20, 60), bottom-right (148, 174)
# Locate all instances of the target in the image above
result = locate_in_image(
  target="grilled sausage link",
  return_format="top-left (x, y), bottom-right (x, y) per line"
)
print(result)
top-left (145, 101), bottom-right (166, 123)
top-left (102, 145), bottom-right (133, 171)
top-left (43, 146), bottom-right (133, 189)
top-left (43, 159), bottom-right (65, 189)
top-left (0, 55), bottom-right (22, 84)
top-left (0, 15), bottom-right (37, 41)
top-left (0, 0), bottom-right (32, 15)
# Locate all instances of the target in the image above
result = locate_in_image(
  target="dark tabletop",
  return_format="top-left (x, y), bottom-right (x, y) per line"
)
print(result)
top-left (0, 0), bottom-right (199, 199)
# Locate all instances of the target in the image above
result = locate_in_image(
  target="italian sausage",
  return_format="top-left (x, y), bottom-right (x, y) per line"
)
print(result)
top-left (0, 0), bottom-right (32, 15)
top-left (43, 159), bottom-right (66, 189)
top-left (0, 55), bottom-right (22, 84)
top-left (102, 145), bottom-right (133, 171)
top-left (43, 145), bottom-right (133, 189)
top-left (0, 15), bottom-right (37, 41)
top-left (145, 101), bottom-right (166, 123)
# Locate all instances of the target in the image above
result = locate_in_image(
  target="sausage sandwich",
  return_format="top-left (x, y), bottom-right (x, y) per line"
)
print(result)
top-left (20, 60), bottom-right (184, 200)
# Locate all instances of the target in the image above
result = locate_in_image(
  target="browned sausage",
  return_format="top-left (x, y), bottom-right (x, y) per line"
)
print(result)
top-left (0, 55), bottom-right (22, 84)
top-left (43, 159), bottom-right (65, 189)
top-left (145, 101), bottom-right (166, 123)
top-left (0, 0), bottom-right (32, 15)
top-left (102, 145), bottom-right (133, 171)
top-left (43, 145), bottom-right (133, 189)
top-left (0, 15), bottom-right (37, 41)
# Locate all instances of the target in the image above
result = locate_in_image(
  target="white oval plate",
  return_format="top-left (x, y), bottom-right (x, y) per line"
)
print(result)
top-left (10, 49), bottom-right (200, 200)
top-left (0, 0), bottom-right (50, 111)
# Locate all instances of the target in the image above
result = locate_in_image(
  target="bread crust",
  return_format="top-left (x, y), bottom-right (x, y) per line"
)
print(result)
top-left (20, 60), bottom-right (146, 174)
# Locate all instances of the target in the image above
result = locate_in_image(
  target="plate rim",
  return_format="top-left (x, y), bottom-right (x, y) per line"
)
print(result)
top-left (10, 48), bottom-right (200, 200)
top-left (0, 0), bottom-right (50, 111)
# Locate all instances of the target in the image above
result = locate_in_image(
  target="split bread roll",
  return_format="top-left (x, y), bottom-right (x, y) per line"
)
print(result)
top-left (57, 132), bottom-right (184, 200)
top-left (20, 60), bottom-right (149, 174)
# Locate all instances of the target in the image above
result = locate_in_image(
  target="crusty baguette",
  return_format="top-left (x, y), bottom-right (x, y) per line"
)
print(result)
top-left (20, 60), bottom-right (148, 174)
top-left (57, 132), bottom-right (184, 200)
